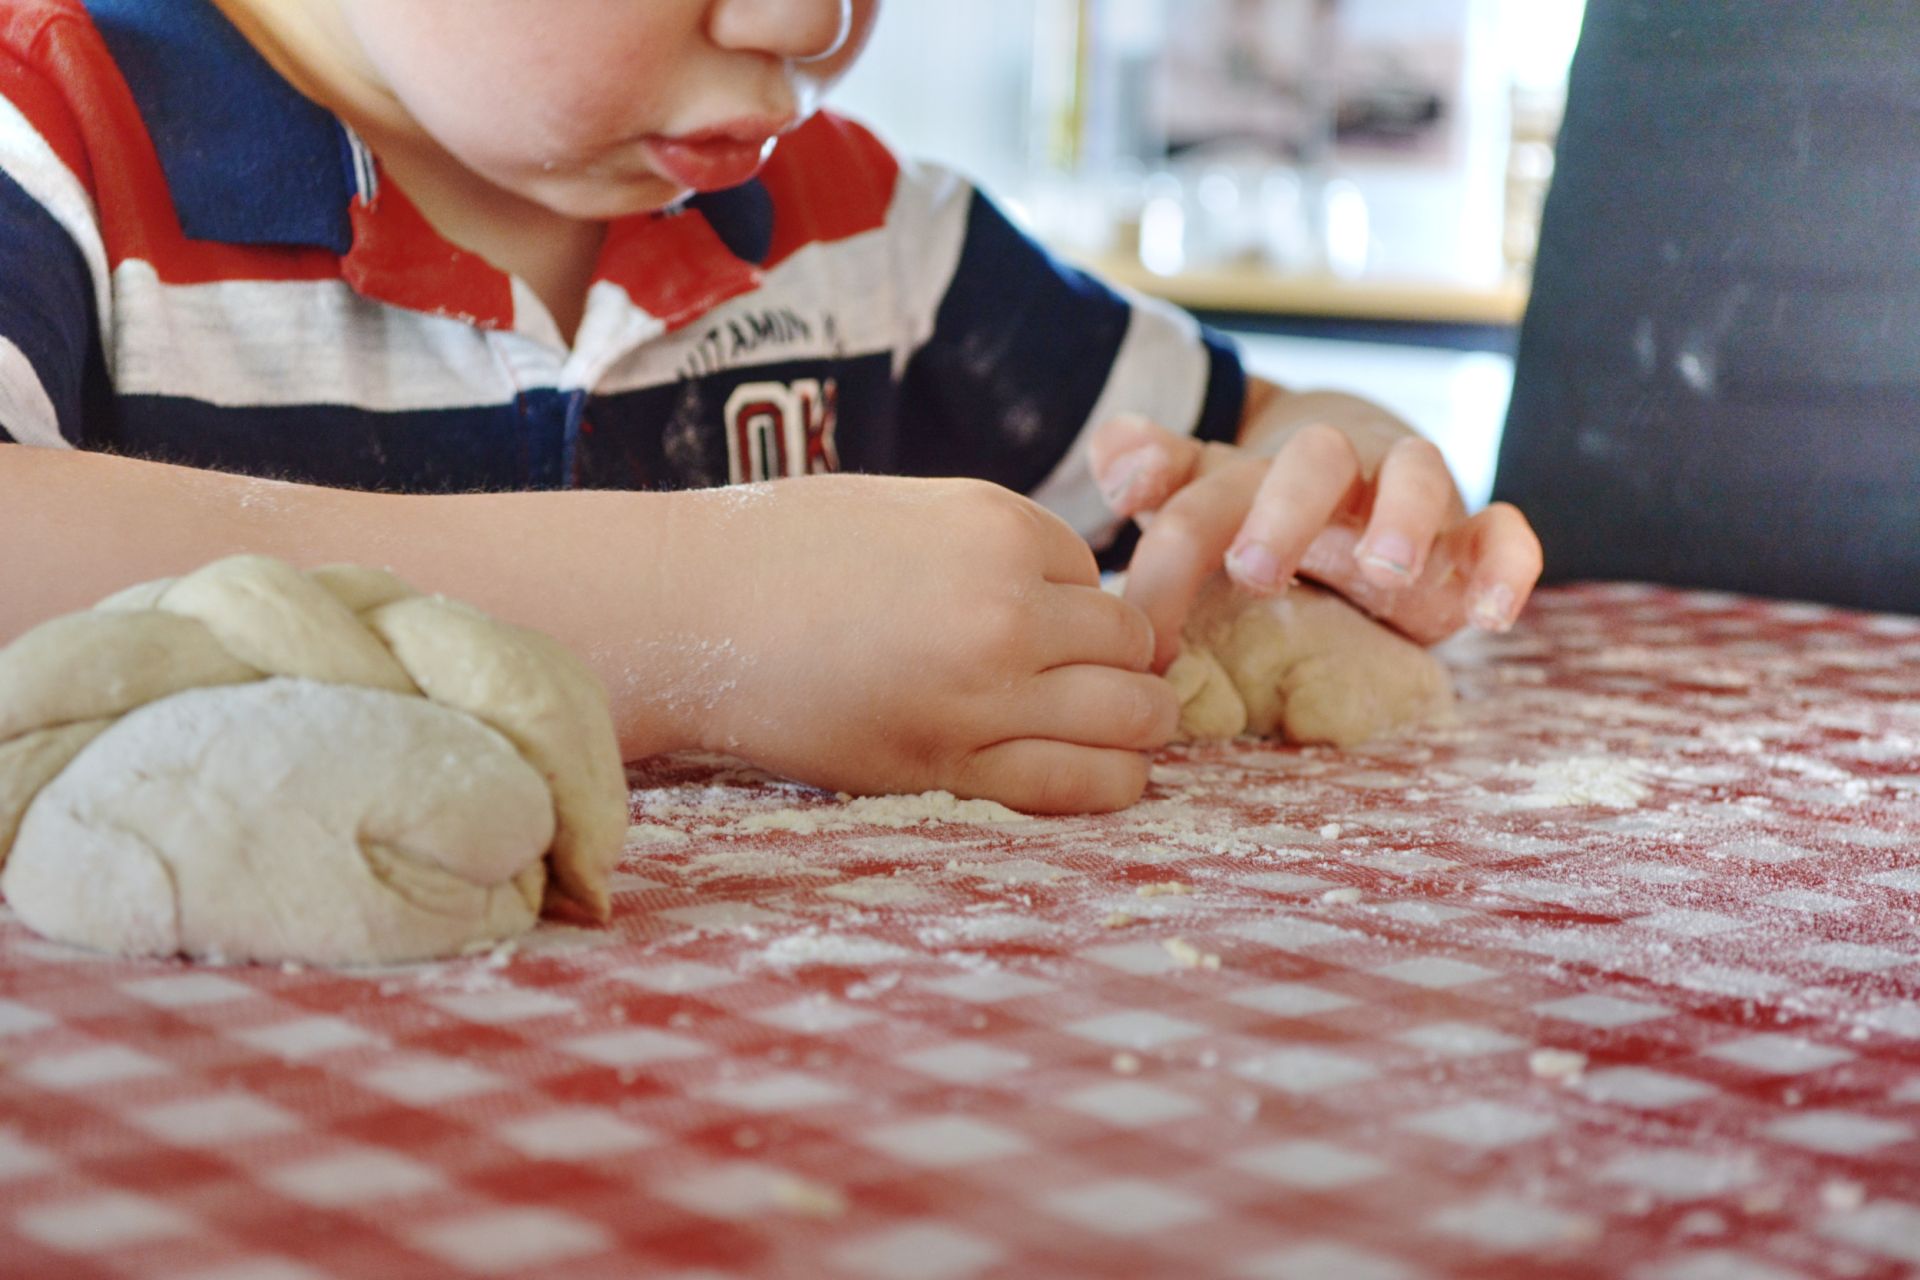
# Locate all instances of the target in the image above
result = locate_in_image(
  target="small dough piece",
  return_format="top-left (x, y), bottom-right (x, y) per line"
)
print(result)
top-left (0, 554), bottom-right (629, 965)
top-left (1172, 578), bottom-right (1453, 746)
top-left (3, 681), bottom-right (550, 966)
top-left (1164, 647), bottom-right (1247, 741)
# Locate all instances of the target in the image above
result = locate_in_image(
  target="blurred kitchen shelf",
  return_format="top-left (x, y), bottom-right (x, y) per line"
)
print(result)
top-left (1075, 254), bottom-right (1531, 327)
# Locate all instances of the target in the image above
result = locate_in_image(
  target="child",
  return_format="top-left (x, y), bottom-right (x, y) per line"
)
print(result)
top-left (0, 0), bottom-right (1541, 812)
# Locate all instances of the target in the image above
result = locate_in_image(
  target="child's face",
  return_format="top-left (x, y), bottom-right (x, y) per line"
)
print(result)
top-left (336, 0), bottom-right (878, 217)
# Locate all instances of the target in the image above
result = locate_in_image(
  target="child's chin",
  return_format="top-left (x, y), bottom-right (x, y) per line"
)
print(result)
top-left (524, 173), bottom-right (685, 221)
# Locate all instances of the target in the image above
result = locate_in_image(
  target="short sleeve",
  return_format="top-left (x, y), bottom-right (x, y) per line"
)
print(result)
top-left (893, 172), bottom-right (1245, 546)
top-left (0, 48), bottom-right (109, 449)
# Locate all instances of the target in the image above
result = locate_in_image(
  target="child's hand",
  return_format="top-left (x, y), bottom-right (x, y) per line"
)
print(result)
top-left (1089, 406), bottom-right (1543, 670)
top-left (666, 475), bottom-right (1176, 813)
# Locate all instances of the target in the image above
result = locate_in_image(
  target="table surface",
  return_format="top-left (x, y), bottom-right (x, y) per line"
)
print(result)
top-left (1072, 255), bottom-right (1531, 326)
top-left (2, 583), bottom-right (1918, 1280)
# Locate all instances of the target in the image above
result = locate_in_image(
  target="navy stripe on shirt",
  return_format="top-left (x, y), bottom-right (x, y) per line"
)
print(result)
top-left (85, 0), bottom-right (356, 251)
top-left (0, 167), bottom-right (102, 445)
top-left (1195, 328), bottom-right (1249, 448)
top-left (107, 395), bottom-right (570, 493)
top-left (896, 190), bottom-right (1133, 493)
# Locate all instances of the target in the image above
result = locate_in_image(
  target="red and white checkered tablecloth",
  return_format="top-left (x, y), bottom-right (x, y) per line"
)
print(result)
top-left (2, 582), bottom-right (1918, 1280)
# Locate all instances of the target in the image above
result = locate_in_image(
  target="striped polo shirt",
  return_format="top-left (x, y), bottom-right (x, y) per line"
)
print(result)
top-left (0, 0), bottom-right (1244, 542)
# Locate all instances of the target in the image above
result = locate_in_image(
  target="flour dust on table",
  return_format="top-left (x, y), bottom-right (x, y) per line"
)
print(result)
top-left (0, 556), bottom-right (627, 966)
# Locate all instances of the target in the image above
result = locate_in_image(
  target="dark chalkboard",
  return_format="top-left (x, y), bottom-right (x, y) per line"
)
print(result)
top-left (1494, 0), bottom-right (1920, 613)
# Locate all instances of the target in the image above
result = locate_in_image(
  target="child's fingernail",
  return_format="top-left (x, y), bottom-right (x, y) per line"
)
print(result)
top-left (1098, 447), bottom-right (1158, 510)
top-left (1227, 542), bottom-right (1285, 590)
top-left (1470, 583), bottom-right (1519, 632)
top-left (1358, 532), bottom-right (1417, 580)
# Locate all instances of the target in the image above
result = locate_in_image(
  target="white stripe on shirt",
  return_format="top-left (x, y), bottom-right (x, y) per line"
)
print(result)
top-left (1027, 287), bottom-right (1213, 544)
top-left (590, 162), bottom-right (972, 396)
top-left (0, 333), bottom-right (71, 448)
top-left (109, 260), bottom-right (522, 409)
top-left (885, 159), bottom-right (974, 377)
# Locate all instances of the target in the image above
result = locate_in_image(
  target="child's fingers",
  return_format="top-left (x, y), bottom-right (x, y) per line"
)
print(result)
top-left (1224, 424), bottom-right (1363, 594)
top-left (955, 739), bottom-right (1153, 815)
top-left (1322, 503), bottom-right (1542, 643)
top-left (1021, 495), bottom-right (1104, 587)
top-left (1122, 458), bottom-right (1270, 670)
top-left (1086, 415), bottom-right (1206, 518)
top-left (1355, 436), bottom-right (1461, 588)
top-left (1451, 501), bottom-right (1544, 632)
top-left (1034, 584), bottom-right (1159, 673)
top-left (1004, 665), bottom-right (1180, 752)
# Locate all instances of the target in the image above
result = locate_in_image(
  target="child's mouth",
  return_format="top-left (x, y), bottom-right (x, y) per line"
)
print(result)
top-left (644, 120), bottom-right (787, 192)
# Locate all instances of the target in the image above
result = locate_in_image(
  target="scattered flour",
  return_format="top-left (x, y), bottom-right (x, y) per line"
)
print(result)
top-left (751, 929), bottom-right (914, 969)
top-left (735, 791), bottom-right (1034, 834)
top-left (627, 823), bottom-right (692, 847)
top-left (1502, 755), bottom-right (1654, 810)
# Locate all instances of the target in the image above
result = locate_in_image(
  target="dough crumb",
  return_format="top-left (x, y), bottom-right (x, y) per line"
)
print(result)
top-left (1676, 1210), bottom-right (1727, 1238)
top-left (1821, 1181), bottom-right (1867, 1212)
top-left (1136, 882), bottom-right (1194, 898)
top-left (1318, 823), bottom-right (1343, 840)
top-left (1162, 937), bottom-right (1222, 970)
top-left (1111, 1052), bottom-right (1142, 1075)
top-left (1528, 1048), bottom-right (1588, 1081)
top-left (1318, 887), bottom-right (1363, 906)
top-left (774, 1177), bottom-right (849, 1218)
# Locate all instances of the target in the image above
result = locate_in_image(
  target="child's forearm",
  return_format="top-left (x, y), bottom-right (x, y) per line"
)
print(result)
top-left (0, 444), bottom-right (694, 759)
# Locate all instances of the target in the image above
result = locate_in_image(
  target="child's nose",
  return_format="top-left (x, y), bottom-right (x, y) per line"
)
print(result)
top-left (709, 0), bottom-right (853, 64)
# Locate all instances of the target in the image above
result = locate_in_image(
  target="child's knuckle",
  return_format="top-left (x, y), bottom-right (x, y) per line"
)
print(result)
top-left (1290, 421), bottom-right (1353, 463)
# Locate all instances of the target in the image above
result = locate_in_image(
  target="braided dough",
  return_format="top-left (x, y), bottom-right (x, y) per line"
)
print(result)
top-left (0, 556), bottom-right (627, 965)
top-left (1166, 578), bottom-right (1453, 746)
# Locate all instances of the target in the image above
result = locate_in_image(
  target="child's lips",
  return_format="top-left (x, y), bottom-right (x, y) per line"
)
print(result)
top-left (643, 119), bottom-right (789, 192)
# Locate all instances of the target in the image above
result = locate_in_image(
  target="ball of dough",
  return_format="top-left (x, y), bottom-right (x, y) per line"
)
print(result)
top-left (1167, 578), bottom-right (1454, 747)
top-left (3, 681), bottom-right (553, 966)
top-left (0, 555), bottom-right (628, 965)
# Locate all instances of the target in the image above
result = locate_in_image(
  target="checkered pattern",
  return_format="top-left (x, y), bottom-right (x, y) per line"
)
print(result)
top-left (2, 584), bottom-right (1918, 1279)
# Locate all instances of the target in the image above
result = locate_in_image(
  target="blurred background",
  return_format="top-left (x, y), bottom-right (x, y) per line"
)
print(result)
top-left (832, 0), bottom-right (1589, 508)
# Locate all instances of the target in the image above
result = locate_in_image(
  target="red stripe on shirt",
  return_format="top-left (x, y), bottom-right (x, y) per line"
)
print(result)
top-left (0, 47), bottom-right (91, 196)
top-left (344, 177), bottom-right (514, 330)
top-left (597, 206), bottom-right (762, 333)
top-left (759, 113), bottom-right (902, 269)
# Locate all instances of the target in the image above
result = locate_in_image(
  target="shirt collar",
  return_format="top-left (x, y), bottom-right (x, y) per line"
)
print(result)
top-left (85, 0), bottom-right (357, 253)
